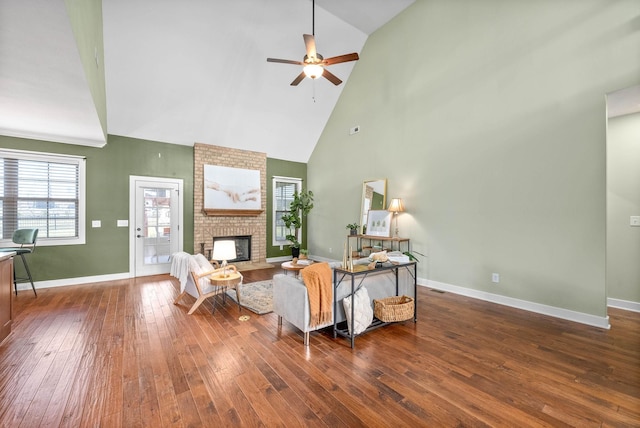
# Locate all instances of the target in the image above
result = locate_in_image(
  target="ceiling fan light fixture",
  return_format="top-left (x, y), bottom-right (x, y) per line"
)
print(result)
top-left (303, 63), bottom-right (324, 79)
top-left (266, 0), bottom-right (358, 86)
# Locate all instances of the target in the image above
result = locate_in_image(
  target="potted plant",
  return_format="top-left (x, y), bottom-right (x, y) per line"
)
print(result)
top-left (281, 189), bottom-right (314, 258)
top-left (299, 249), bottom-right (309, 260)
top-left (346, 223), bottom-right (359, 236)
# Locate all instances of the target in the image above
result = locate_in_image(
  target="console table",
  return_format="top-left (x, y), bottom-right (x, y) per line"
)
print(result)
top-left (348, 235), bottom-right (410, 258)
top-left (333, 261), bottom-right (417, 348)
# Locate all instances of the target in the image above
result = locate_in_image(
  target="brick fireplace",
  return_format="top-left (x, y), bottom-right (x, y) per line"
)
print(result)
top-left (193, 143), bottom-right (267, 264)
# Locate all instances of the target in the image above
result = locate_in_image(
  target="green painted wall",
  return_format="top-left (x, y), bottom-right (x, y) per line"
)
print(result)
top-left (266, 158), bottom-right (307, 259)
top-left (607, 112), bottom-right (640, 303)
top-left (65, 0), bottom-right (107, 141)
top-left (0, 134), bottom-right (194, 281)
top-left (308, 0), bottom-right (640, 317)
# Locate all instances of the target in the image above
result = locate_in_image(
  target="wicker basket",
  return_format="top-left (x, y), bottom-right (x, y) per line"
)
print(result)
top-left (373, 295), bottom-right (414, 322)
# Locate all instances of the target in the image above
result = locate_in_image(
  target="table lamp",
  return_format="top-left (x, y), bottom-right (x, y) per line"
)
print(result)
top-left (212, 240), bottom-right (236, 278)
top-left (387, 198), bottom-right (405, 237)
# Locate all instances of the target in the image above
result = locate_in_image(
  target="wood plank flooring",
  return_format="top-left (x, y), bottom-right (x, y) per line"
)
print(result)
top-left (1, 268), bottom-right (638, 427)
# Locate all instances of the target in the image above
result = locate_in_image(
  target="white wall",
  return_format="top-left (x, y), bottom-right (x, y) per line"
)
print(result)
top-left (307, 0), bottom-right (640, 321)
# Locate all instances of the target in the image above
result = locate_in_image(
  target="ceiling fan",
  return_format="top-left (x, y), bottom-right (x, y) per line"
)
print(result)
top-left (267, 0), bottom-right (359, 86)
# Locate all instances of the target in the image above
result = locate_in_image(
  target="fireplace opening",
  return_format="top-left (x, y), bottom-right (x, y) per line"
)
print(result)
top-left (212, 235), bottom-right (251, 263)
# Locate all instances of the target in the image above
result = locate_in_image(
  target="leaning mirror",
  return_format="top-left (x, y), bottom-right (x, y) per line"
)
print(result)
top-left (361, 179), bottom-right (387, 234)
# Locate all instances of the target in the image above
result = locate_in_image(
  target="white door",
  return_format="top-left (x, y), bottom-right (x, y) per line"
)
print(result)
top-left (130, 176), bottom-right (183, 277)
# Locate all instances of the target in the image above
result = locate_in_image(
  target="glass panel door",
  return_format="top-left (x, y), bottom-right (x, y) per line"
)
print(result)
top-left (133, 178), bottom-right (182, 277)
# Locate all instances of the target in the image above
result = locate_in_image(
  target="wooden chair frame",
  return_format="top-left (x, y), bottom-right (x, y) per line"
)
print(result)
top-left (174, 260), bottom-right (241, 314)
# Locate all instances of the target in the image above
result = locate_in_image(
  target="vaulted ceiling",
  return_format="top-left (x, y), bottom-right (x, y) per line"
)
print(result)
top-left (0, 0), bottom-right (414, 163)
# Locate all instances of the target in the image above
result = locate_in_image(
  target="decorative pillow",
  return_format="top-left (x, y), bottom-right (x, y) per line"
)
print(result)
top-left (190, 253), bottom-right (215, 290)
top-left (342, 286), bottom-right (373, 335)
top-left (193, 253), bottom-right (214, 272)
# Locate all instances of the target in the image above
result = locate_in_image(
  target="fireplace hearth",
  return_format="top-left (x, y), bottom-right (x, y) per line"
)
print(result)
top-left (212, 235), bottom-right (251, 263)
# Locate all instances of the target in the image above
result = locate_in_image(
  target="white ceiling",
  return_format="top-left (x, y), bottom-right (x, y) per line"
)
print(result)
top-left (0, 0), bottom-right (105, 147)
top-left (3, 0), bottom-right (637, 161)
top-left (0, 0), bottom-right (414, 162)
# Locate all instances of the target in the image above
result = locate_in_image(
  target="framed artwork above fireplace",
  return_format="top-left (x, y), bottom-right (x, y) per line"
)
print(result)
top-left (203, 165), bottom-right (263, 216)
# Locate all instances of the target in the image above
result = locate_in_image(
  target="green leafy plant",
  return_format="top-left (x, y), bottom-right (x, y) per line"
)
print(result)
top-left (345, 223), bottom-right (359, 231)
top-left (403, 250), bottom-right (425, 262)
top-left (300, 249), bottom-right (309, 255)
top-left (281, 189), bottom-right (314, 249)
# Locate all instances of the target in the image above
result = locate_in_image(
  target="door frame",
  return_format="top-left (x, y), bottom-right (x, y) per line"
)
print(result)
top-left (129, 175), bottom-right (184, 277)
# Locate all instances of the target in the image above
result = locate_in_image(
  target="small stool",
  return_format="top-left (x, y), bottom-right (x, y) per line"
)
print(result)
top-left (0, 229), bottom-right (38, 296)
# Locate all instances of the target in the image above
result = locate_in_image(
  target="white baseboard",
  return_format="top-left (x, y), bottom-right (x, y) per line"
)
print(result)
top-left (266, 255), bottom-right (342, 264)
top-left (305, 255), bottom-right (341, 263)
top-left (16, 272), bottom-right (132, 291)
top-left (607, 297), bottom-right (640, 313)
top-left (424, 278), bottom-right (611, 330)
top-left (266, 256), bottom-right (292, 263)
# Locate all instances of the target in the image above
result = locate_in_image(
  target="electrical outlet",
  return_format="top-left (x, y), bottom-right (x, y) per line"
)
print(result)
top-left (631, 216), bottom-right (640, 227)
top-left (492, 273), bottom-right (500, 283)
top-left (329, 247), bottom-right (332, 253)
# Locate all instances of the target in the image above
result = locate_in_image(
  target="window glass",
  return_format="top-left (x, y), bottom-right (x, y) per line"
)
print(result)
top-left (0, 150), bottom-right (85, 245)
top-left (272, 177), bottom-right (301, 246)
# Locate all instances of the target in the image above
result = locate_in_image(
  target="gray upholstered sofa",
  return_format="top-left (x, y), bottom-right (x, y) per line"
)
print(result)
top-left (273, 260), bottom-right (415, 345)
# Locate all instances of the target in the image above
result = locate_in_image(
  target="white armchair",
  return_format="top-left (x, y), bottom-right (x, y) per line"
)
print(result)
top-left (171, 252), bottom-right (243, 314)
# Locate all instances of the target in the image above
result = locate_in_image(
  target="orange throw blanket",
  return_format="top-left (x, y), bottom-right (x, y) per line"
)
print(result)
top-left (301, 262), bottom-right (333, 328)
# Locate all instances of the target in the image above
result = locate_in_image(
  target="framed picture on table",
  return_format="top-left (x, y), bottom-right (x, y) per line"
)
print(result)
top-left (365, 210), bottom-right (392, 237)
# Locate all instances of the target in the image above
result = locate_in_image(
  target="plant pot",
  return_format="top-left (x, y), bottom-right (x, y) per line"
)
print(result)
top-left (349, 229), bottom-right (357, 236)
top-left (291, 247), bottom-right (300, 259)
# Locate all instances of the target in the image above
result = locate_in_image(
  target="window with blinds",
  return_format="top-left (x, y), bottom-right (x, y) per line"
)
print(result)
top-left (0, 149), bottom-right (86, 246)
top-left (272, 176), bottom-right (301, 246)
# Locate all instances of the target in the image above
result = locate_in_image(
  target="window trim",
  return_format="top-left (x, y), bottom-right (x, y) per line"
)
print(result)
top-left (0, 149), bottom-right (86, 246)
top-left (272, 176), bottom-right (302, 247)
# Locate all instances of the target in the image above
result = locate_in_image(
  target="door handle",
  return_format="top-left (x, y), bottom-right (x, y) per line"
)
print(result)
top-left (137, 235), bottom-right (142, 238)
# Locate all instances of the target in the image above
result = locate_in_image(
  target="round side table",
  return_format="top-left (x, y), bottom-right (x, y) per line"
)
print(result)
top-left (209, 271), bottom-right (242, 310)
top-left (281, 261), bottom-right (312, 277)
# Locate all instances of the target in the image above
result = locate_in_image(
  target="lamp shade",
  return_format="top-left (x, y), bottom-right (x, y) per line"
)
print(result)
top-left (388, 198), bottom-right (405, 213)
top-left (212, 240), bottom-right (236, 262)
top-left (303, 64), bottom-right (324, 79)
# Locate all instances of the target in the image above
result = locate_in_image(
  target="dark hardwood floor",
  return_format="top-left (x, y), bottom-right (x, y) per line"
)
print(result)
top-left (1, 268), bottom-right (638, 427)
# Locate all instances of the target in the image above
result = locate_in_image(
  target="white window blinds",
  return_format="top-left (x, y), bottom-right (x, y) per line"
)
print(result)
top-left (0, 149), bottom-right (86, 245)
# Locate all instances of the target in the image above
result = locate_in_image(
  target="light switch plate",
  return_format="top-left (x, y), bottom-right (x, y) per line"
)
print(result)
top-left (631, 216), bottom-right (640, 227)
top-left (91, 220), bottom-right (101, 228)
top-left (117, 219), bottom-right (128, 227)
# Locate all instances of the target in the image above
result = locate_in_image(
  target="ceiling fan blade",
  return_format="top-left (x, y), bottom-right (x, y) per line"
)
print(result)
top-left (323, 53), bottom-right (359, 66)
top-left (303, 34), bottom-right (317, 59)
top-left (267, 58), bottom-right (303, 65)
top-left (322, 68), bottom-right (342, 86)
top-left (290, 71), bottom-right (306, 86)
